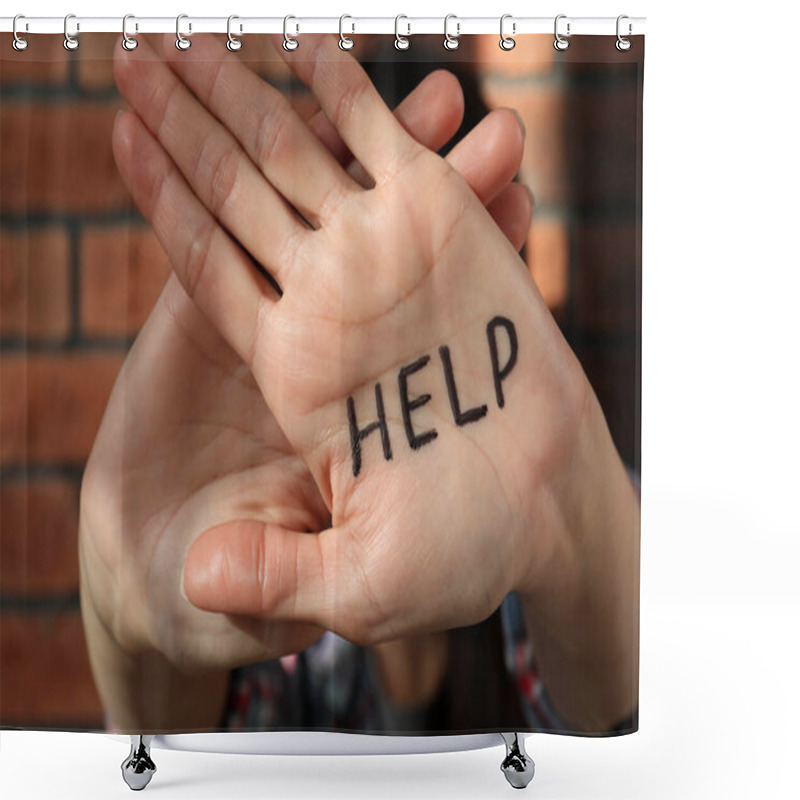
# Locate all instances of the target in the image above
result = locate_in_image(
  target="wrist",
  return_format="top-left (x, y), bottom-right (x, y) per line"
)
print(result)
top-left (80, 553), bottom-right (231, 732)
top-left (514, 381), bottom-right (640, 730)
top-left (506, 334), bottom-right (595, 598)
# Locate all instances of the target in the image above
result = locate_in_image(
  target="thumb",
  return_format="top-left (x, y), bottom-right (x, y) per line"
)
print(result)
top-left (183, 520), bottom-right (355, 635)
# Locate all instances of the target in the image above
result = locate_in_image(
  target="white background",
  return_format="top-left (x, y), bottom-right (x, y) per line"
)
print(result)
top-left (2, 0), bottom-right (799, 798)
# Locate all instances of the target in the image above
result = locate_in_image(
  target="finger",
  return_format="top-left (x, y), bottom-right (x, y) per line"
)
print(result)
top-left (308, 69), bottom-right (465, 186)
top-left (184, 521), bottom-right (389, 643)
top-left (162, 33), bottom-right (360, 228)
top-left (388, 70), bottom-right (465, 153)
top-left (446, 107), bottom-right (526, 205)
top-left (112, 110), bottom-right (268, 364)
top-left (304, 68), bottom-right (533, 254)
top-left (312, 75), bottom-right (531, 251)
top-left (183, 521), bottom-right (330, 624)
top-left (114, 36), bottom-right (306, 285)
top-left (487, 183), bottom-right (534, 252)
top-left (277, 34), bottom-right (420, 185)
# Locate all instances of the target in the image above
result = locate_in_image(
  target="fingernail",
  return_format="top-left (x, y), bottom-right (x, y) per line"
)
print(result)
top-left (512, 108), bottom-right (526, 140)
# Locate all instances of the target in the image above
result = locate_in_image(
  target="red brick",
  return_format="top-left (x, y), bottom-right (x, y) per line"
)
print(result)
top-left (76, 32), bottom-right (118, 89)
top-left (1, 479), bottom-right (80, 595)
top-left (0, 227), bottom-right (72, 340)
top-left (526, 217), bottom-right (569, 313)
top-left (80, 227), bottom-right (170, 336)
top-left (0, 102), bottom-right (130, 216)
top-left (0, 611), bottom-right (104, 727)
top-left (0, 353), bottom-right (124, 466)
top-left (573, 222), bottom-right (639, 333)
top-left (474, 34), bottom-right (554, 76)
top-left (0, 33), bottom-right (70, 85)
top-left (480, 82), bottom-right (566, 206)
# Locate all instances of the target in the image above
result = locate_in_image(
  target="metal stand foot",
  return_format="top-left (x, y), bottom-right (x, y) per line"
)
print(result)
top-left (500, 733), bottom-right (535, 789)
top-left (121, 735), bottom-right (156, 791)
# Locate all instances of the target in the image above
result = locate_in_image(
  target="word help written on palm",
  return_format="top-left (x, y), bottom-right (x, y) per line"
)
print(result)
top-left (175, 36), bottom-right (589, 646)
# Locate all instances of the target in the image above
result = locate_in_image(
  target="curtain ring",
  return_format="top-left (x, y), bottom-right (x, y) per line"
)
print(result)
top-left (553, 14), bottom-right (570, 51)
top-left (122, 14), bottom-right (138, 51)
top-left (176, 14), bottom-right (191, 50)
top-left (12, 14), bottom-right (29, 51)
top-left (499, 14), bottom-right (516, 51)
top-left (616, 14), bottom-right (632, 51)
top-left (338, 14), bottom-right (355, 50)
top-left (443, 14), bottom-right (460, 51)
top-left (283, 15), bottom-right (299, 51)
top-left (63, 13), bottom-right (79, 51)
top-left (227, 15), bottom-right (243, 51)
top-left (394, 15), bottom-right (410, 51)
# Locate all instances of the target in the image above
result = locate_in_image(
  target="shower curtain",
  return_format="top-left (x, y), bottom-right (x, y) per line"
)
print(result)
top-left (0, 25), bottom-right (643, 747)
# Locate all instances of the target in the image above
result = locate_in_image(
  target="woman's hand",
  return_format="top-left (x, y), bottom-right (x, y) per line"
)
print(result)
top-left (147, 35), bottom-right (607, 647)
top-left (171, 36), bottom-right (639, 733)
top-left (80, 31), bottom-right (533, 726)
top-left (98, 30), bottom-right (640, 732)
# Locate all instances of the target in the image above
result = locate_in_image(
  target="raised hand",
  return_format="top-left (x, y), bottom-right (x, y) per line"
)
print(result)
top-left (146, 35), bottom-right (622, 649)
top-left (80, 29), bottom-right (532, 715)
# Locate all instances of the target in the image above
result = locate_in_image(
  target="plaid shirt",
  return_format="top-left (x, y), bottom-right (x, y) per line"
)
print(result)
top-left (221, 592), bottom-right (584, 734)
top-left (104, 591), bottom-right (636, 735)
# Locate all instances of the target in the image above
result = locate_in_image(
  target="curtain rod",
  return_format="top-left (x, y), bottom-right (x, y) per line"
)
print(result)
top-left (1, 16), bottom-right (646, 37)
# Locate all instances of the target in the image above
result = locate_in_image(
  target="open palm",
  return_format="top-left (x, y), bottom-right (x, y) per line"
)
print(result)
top-left (147, 36), bottom-right (593, 646)
top-left (80, 33), bottom-right (533, 672)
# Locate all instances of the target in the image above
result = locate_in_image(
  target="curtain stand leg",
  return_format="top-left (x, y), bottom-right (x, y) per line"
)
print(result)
top-left (121, 734), bottom-right (157, 791)
top-left (500, 732), bottom-right (535, 789)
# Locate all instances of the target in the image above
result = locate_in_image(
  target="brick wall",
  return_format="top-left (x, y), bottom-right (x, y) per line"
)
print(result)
top-left (2, 33), bottom-right (137, 730)
top-left (0, 32), bottom-right (642, 729)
